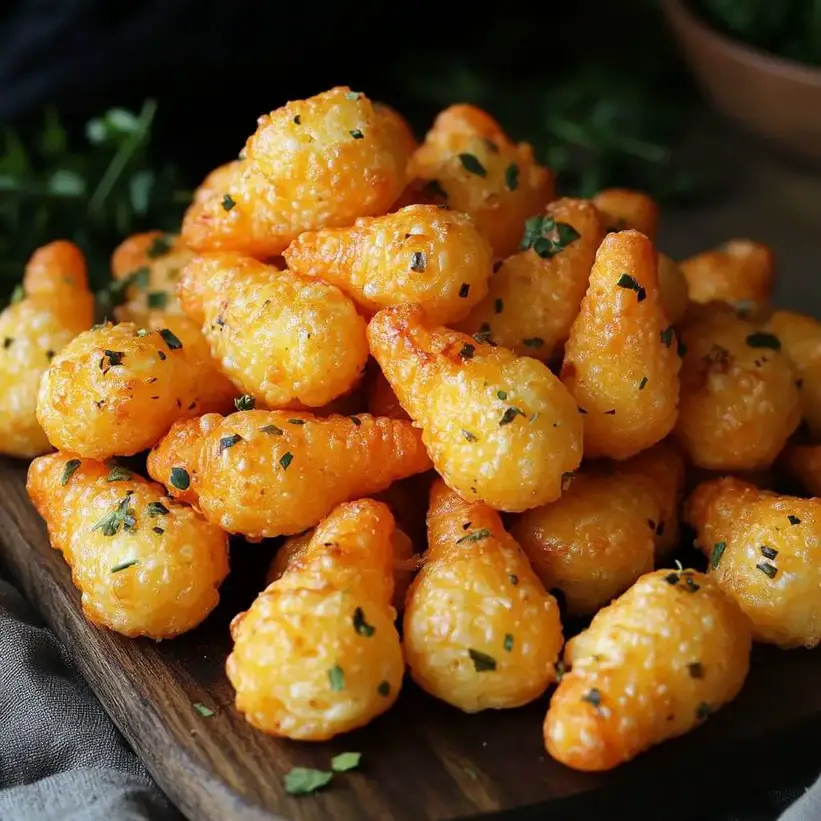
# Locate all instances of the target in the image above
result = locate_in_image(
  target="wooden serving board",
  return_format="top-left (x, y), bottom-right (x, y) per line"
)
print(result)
top-left (1, 456), bottom-right (821, 821)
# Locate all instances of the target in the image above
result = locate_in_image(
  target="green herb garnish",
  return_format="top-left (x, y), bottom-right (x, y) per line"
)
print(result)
top-left (106, 465), bottom-right (132, 482)
top-left (711, 541), bottom-right (726, 569)
top-left (284, 767), bottom-right (333, 796)
top-left (458, 283), bottom-right (470, 298)
top-left (499, 407), bottom-right (524, 425)
top-left (61, 459), bottom-right (81, 486)
top-left (504, 634), bottom-right (514, 652)
top-left (410, 251), bottom-right (426, 272)
top-left (93, 495), bottom-right (136, 537)
top-left (746, 332), bottom-right (780, 351)
top-left (616, 273), bottom-right (646, 301)
top-left (468, 648), bottom-right (497, 672)
top-left (353, 607), bottom-right (375, 637)
top-left (331, 752), bottom-right (361, 773)
top-left (111, 558), bottom-right (138, 573)
top-left (233, 395), bottom-right (255, 411)
top-left (279, 452), bottom-right (294, 471)
top-left (169, 467), bottom-right (190, 490)
top-left (456, 528), bottom-right (491, 544)
top-left (219, 433), bottom-right (242, 452)
top-left (328, 664), bottom-right (345, 691)
top-left (505, 163), bottom-right (519, 191)
top-left (458, 153), bottom-right (487, 177)
top-left (221, 194), bottom-right (236, 211)
top-left (193, 702), bottom-right (215, 717)
top-left (147, 291), bottom-right (168, 310)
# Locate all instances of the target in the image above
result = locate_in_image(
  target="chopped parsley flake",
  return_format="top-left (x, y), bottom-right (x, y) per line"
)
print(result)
top-left (193, 702), bottom-right (215, 717)
top-left (93, 496), bottom-right (136, 537)
top-left (279, 452), bottom-right (294, 471)
top-left (760, 545), bottom-right (778, 560)
top-left (169, 467), bottom-right (190, 491)
top-left (459, 343), bottom-right (475, 360)
top-left (756, 561), bottom-right (778, 579)
top-left (106, 466), bottom-right (132, 482)
top-left (410, 251), bottom-right (426, 272)
top-left (2, 337), bottom-right (12, 349)
top-left (344, 90), bottom-right (362, 100)
top-left (147, 291), bottom-right (168, 310)
top-left (349, 129), bottom-right (364, 139)
top-left (581, 688), bottom-right (602, 710)
top-left (147, 502), bottom-right (168, 517)
top-left (331, 752), bottom-right (361, 773)
top-left (504, 163), bottom-right (519, 191)
top-left (746, 332), bottom-right (781, 350)
top-left (696, 702), bottom-right (712, 721)
top-left (523, 337), bottom-right (544, 348)
top-left (509, 574), bottom-right (518, 585)
top-left (456, 528), bottom-right (491, 544)
top-left (468, 648), bottom-right (497, 672)
top-left (328, 664), bottom-right (345, 691)
top-left (639, 376), bottom-right (648, 390)
top-left (458, 153), bottom-right (487, 177)
top-left (788, 515), bottom-right (801, 525)
top-left (353, 607), bottom-right (375, 637)
top-left (233, 395), bottom-right (255, 411)
top-left (147, 235), bottom-right (173, 258)
top-left (496, 390), bottom-right (507, 400)
top-left (284, 767), bottom-right (333, 796)
top-left (349, 415), bottom-right (361, 426)
top-left (103, 349), bottom-right (124, 367)
top-left (688, 662), bottom-right (704, 679)
top-left (287, 419), bottom-right (305, 425)
top-left (60, 459), bottom-right (81, 486)
top-left (158, 328), bottom-right (182, 350)
top-left (519, 216), bottom-right (581, 258)
top-left (660, 327), bottom-right (674, 347)
top-left (504, 634), bottom-right (514, 652)
top-left (221, 194), bottom-right (236, 211)
top-left (499, 407), bottom-right (524, 426)
top-left (458, 282), bottom-right (470, 298)
top-left (219, 433), bottom-right (243, 452)
top-left (259, 424), bottom-right (283, 435)
top-left (152, 526), bottom-right (164, 535)
top-left (711, 541), bottom-right (726, 569)
top-left (111, 558), bottom-right (138, 573)
top-left (616, 273), bottom-right (646, 301)
top-left (664, 572), bottom-right (680, 585)
top-left (494, 299), bottom-right (504, 314)
top-left (10, 284), bottom-right (24, 304)
top-left (293, 114), bottom-right (301, 125)
top-left (461, 429), bottom-right (478, 443)
top-left (377, 681), bottom-right (391, 697)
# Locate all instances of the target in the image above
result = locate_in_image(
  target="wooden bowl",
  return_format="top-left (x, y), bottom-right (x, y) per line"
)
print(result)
top-left (662, 0), bottom-right (821, 164)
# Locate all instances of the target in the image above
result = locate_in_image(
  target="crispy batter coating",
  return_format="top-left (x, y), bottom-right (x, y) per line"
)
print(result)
top-left (599, 440), bottom-right (687, 560)
top-left (686, 477), bottom-right (821, 648)
top-left (591, 188), bottom-right (659, 240)
top-left (561, 230), bottom-right (681, 460)
top-left (674, 312), bottom-right (800, 470)
top-left (111, 231), bottom-right (192, 321)
top-left (267, 519), bottom-right (415, 613)
top-left (226, 499), bottom-right (403, 740)
top-left (27, 453), bottom-right (229, 638)
top-left (511, 471), bottom-right (658, 616)
top-left (781, 444), bottom-right (821, 497)
top-left (544, 569), bottom-right (751, 771)
top-left (37, 322), bottom-right (227, 459)
top-left (368, 304), bottom-right (583, 512)
top-left (681, 240), bottom-right (774, 306)
top-left (454, 198), bottom-right (605, 360)
top-left (374, 101), bottom-right (418, 158)
top-left (146, 410), bottom-right (431, 539)
top-left (767, 310), bottom-right (821, 439)
top-left (404, 479), bottom-right (563, 712)
top-left (367, 368), bottom-right (410, 420)
top-left (0, 242), bottom-right (94, 457)
top-left (407, 105), bottom-right (554, 258)
top-left (283, 205), bottom-right (493, 325)
top-left (657, 253), bottom-right (689, 327)
top-left (178, 252), bottom-right (368, 408)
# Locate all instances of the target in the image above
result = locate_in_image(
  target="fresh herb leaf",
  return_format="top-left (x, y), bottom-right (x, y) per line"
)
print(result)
top-left (499, 407), bottom-right (524, 425)
top-left (581, 688), bottom-right (602, 710)
top-left (746, 332), bottom-right (780, 350)
top-left (284, 767), bottom-right (333, 796)
top-left (328, 664), bottom-right (345, 691)
top-left (458, 153), bottom-right (487, 177)
top-left (459, 343), bottom-right (475, 360)
top-left (760, 545), bottom-right (778, 560)
top-left (169, 467), bottom-right (190, 490)
top-left (93, 495), bottom-right (136, 537)
top-left (468, 648), bottom-right (497, 671)
top-left (410, 251), bottom-right (426, 272)
top-left (756, 561), bottom-right (778, 579)
top-left (711, 541), bottom-right (726, 569)
top-left (494, 298), bottom-right (504, 313)
top-left (377, 681), bottom-right (391, 697)
top-left (193, 702), bottom-right (215, 717)
top-left (688, 662), bottom-right (704, 679)
top-left (260, 424), bottom-right (283, 435)
top-left (505, 163), bottom-right (519, 191)
top-left (146, 501), bottom-right (168, 517)
top-left (158, 328), bottom-right (182, 350)
top-left (350, 129), bottom-right (364, 140)
top-left (331, 752), bottom-right (362, 773)
top-left (456, 528), bottom-right (491, 544)
top-left (496, 390), bottom-right (508, 400)
top-left (788, 515), bottom-right (801, 525)
top-left (638, 376), bottom-right (648, 390)
top-left (353, 607), bottom-right (375, 637)
top-left (61, 459), bottom-right (81, 486)
top-left (233, 395), bottom-right (255, 411)
top-left (147, 235), bottom-right (172, 258)
top-left (458, 282), bottom-right (470, 298)
top-left (106, 465), bottom-right (132, 482)
top-left (504, 633), bottom-right (514, 652)
top-left (660, 326), bottom-right (674, 347)
top-left (519, 216), bottom-right (580, 257)
top-left (147, 291), bottom-right (168, 310)
top-left (280, 452), bottom-right (294, 471)
top-left (523, 337), bottom-right (544, 348)
top-left (111, 558), bottom-right (138, 573)
top-left (461, 429), bottom-right (478, 442)
top-left (219, 433), bottom-right (242, 452)
top-left (222, 194), bottom-right (236, 211)
top-left (616, 273), bottom-right (646, 301)
top-left (287, 419), bottom-right (305, 425)
top-left (10, 285), bottom-right (24, 304)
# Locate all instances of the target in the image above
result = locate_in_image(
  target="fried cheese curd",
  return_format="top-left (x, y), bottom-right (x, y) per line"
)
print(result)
top-left (182, 87), bottom-right (411, 258)
top-left (36, 322), bottom-right (227, 459)
top-left (511, 471), bottom-right (658, 616)
top-left (226, 499), bottom-right (404, 740)
top-left (407, 105), bottom-right (554, 258)
top-left (767, 309), bottom-right (821, 439)
top-left (267, 516), bottom-right (415, 613)
top-left (561, 230), bottom-right (681, 460)
top-left (27, 453), bottom-right (229, 638)
top-left (0, 241), bottom-right (94, 458)
top-left (454, 198), bottom-right (605, 360)
top-left (781, 444), bottom-right (821, 497)
top-left (283, 205), bottom-right (493, 325)
top-left (146, 410), bottom-right (431, 539)
top-left (178, 253), bottom-right (368, 409)
top-left (687, 477), bottom-right (821, 648)
top-left (599, 440), bottom-right (687, 560)
top-left (367, 304), bottom-right (583, 512)
top-left (404, 478), bottom-right (563, 712)
top-left (544, 569), bottom-right (751, 771)
top-left (680, 239), bottom-right (774, 306)
top-left (674, 313), bottom-right (800, 471)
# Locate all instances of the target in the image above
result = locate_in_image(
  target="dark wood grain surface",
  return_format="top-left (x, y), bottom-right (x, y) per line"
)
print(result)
top-left (1, 456), bottom-right (821, 821)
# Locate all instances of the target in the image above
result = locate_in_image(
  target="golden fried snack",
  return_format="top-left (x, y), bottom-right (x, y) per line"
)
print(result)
top-left (368, 304), bottom-right (583, 512)
top-left (675, 313), bottom-right (800, 470)
top-left (656, 253), bottom-right (689, 327)
top-left (267, 519), bottom-right (415, 613)
top-left (404, 478), bottom-right (563, 712)
top-left (781, 444), bottom-right (821, 497)
top-left (407, 104), bottom-right (554, 258)
top-left (687, 477), bottom-right (821, 648)
top-left (226, 499), bottom-right (403, 740)
top-left (111, 231), bottom-right (192, 321)
top-left (27, 453), bottom-right (229, 639)
top-left (454, 198), bottom-right (604, 360)
top-left (591, 188), bottom-right (659, 239)
top-left (193, 160), bottom-right (240, 205)
top-left (146, 410), bottom-right (431, 539)
top-left (374, 101), bottom-right (418, 158)
top-left (283, 205), bottom-right (493, 325)
top-left (367, 368), bottom-right (410, 420)
top-left (178, 252), bottom-right (368, 408)
top-left (680, 239), bottom-right (774, 306)
top-left (561, 230), bottom-right (681, 460)
top-left (767, 310), bottom-right (821, 439)
top-left (600, 440), bottom-right (686, 560)
top-left (511, 471), bottom-right (658, 616)
top-left (544, 569), bottom-right (751, 771)
top-left (37, 322), bottom-right (226, 459)
top-left (0, 241), bottom-right (94, 458)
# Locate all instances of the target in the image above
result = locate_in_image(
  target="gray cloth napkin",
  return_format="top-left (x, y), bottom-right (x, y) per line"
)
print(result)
top-left (0, 577), bottom-right (180, 821)
top-left (0, 572), bottom-right (818, 821)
